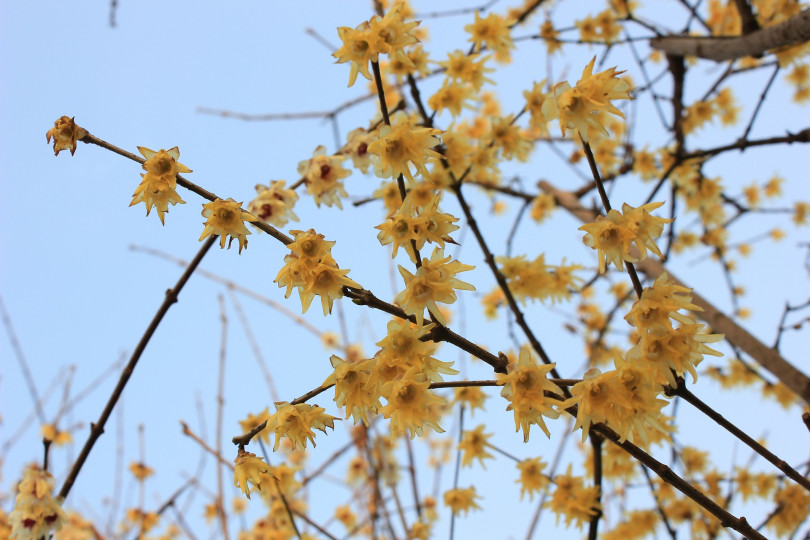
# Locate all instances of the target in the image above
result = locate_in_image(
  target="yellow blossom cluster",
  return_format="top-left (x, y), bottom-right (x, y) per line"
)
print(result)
top-left (579, 202), bottom-right (673, 273)
top-left (542, 57), bottom-right (632, 142)
top-left (496, 347), bottom-right (563, 441)
top-left (275, 229), bottom-right (361, 315)
top-left (376, 191), bottom-right (459, 263)
top-left (129, 146), bottom-right (190, 225)
top-left (443, 486), bottom-right (482, 516)
top-left (264, 402), bottom-right (338, 452)
top-left (9, 466), bottom-right (67, 540)
top-left (332, 2), bottom-right (420, 87)
top-left (298, 145), bottom-right (352, 208)
top-left (496, 254), bottom-right (582, 305)
top-left (544, 467), bottom-right (601, 529)
top-left (395, 247), bottom-right (475, 327)
top-left (247, 180), bottom-right (299, 228)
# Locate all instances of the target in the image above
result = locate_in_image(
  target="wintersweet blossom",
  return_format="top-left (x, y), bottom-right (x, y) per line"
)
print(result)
top-left (579, 202), bottom-right (672, 273)
top-left (333, 3), bottom-right (419, 86)
top-left (562, 359), bottom-right (669, 444)
top-left (542, 57), bottom-right (632, 142)
top-left (233, 450), bottom-right (272, 499)
top-left (323, 354), bottom-right (381, 426)
top-left (46, 116), bottom-right (86, 156)
top-left (496, 347), bottom-right (563, 441)
top-left (394, 247), bottom-right (475, 326)
top-left (247, 181), bottom-right (299, 228)
top-left (458, 424), bottom-right (494, 468)
top-left (129, 146), bottom-right (191, 224)
top-left (274, 229), bottom-right (361, 315)
top-left (380, 368), bottom-right (446, 439)
top-left (199, 198), bottom-right (258, 253)
top-left (516, 457), bottom-right (550, 500)
top-left (8, 466), bottom-right (66, 540)
top-left (545, 467), bottom-right (601, 529)
top-left (367, 116), bottom-right (442, 183)
top-left (298, 146), bottom-right (351, 208)
top-left (443, 486), bottom-right (482, 516)
top-left (265, 402), bottom-right (338, 451)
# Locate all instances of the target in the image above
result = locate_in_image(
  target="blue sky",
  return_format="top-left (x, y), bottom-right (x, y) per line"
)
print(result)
top-left (2, 1), bottom-right (809, 538)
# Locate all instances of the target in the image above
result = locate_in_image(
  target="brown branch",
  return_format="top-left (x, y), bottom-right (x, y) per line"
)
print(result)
top-left (58, 236), bottom-right (217, 501)
top-left (650, 8), bottom-right (810, 61)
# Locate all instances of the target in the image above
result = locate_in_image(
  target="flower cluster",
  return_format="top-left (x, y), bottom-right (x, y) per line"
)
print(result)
top-left (233, 450), bottom-right (272, 498)
top-left (562, 358), bottom-right (669, 444)
top-left (579, 202), bottom-right (673, 273)
top-left (395, 246), bottom-right (475, 326)
top-left (298, 146), bottom-right (351, 208)
top-left (265, 401), bottom-right (338, 451)
top-left (45, 116), bottom-right (86, 156)
top-left (376, 191), bottom-right (459, 263)
top-left (542, 57), bottom-right (632, 142)
top-left (199, 198), bottom-right (257, 253)
top-left (458, 424), bottom-right (494, 468)
top-left (247, 180), bottom-right (299, 228)
top-left (443, 486), bottom-right (482, 516)
top-left (129, 146), bottom-right (191, 224)
top-left (496, 348), bottom-right (563, 442)
top-left (496, 254), bottom-right (582, 304)
top-left (275, 229), bottom-right (361, 315)
top-left (8, 466), bottom-right (66, 540)
top-left (625, 273), bottom-right (723, 386)
top-left (367, 114), bottom-right (442, 183)
top-left (516, 457), bottom-right (550, 500)
top-left (544, 467), bottom-right (601, 529)
top-left (333, 2), bottom-right (420, 86)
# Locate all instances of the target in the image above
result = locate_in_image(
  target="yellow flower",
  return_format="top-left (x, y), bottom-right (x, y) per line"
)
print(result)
top-left (380, 368), bottom-right (446, 439)
top-left (128, 462), bottom-right (154, 481)
top-left (540, 19), bottom-right (562, 54)
top-left (562, 359), bottom-right (669, 444)
top-left (452, 385), bottom-right (487, 415)
top-left (238, 407), bottom-right (272, 443)
top-left (138, 146), bottom-right (192, 187)
top-left (465, 11), bottom-right (514, 61)
top-left (199, 198), bottom-right (258, 253)
top-left (233, 450), bottom-right (271, 499)
top-left (276, 230), bottom-right (360, 315)
top-left (9, 466), bottom-right (67, 540)
top-left (129, 173), bottom-right (186, 224)
top-left (298, 146), bottom-right (351, 208)
top-left (266, 402), bottom-right (338, 451)
top-left (768, 484), bottom-right (810, 536)
top-left (443, 486), bottom-right (481, 516)
top-left (458, 424), bottom-right (494, 468)
top-left (40, 424), bottom-right (72, 446)
top-left (342, 127), bottom-right (377, 173)
top-left (497, 347), bottom-right (562, 441)
top-left (46, 116), bottom-right (86, 156)
top-left (579, 202), bottom-right (672, 273)
top-left (247, 180), bottom-right (299, 228)
top-left (516, 457), bottom-right (550, 500)
top-left (544, 467), bottom-right (601, 529)
top-left (394, 247), bottom-right (475, 326)
top-left (367, 117), bottom-right (442, 183)
top-left (323, 354), bottom-right (381, 426)
top-left (542, 57), bottom-right (632, 142)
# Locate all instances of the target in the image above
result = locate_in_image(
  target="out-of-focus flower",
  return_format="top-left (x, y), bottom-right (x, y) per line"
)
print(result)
top-left (9, 466), bottom-right (67, 540)
top-left (248, 181), bottom-right (299, 228)
top-left (233, 450), bottom-right (271, 499)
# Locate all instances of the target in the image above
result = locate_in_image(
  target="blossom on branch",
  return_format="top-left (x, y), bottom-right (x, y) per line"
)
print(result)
top-left (199, 198), bottom-right (257, 253)
top-left (46, 116), bottom-right (86, 156)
